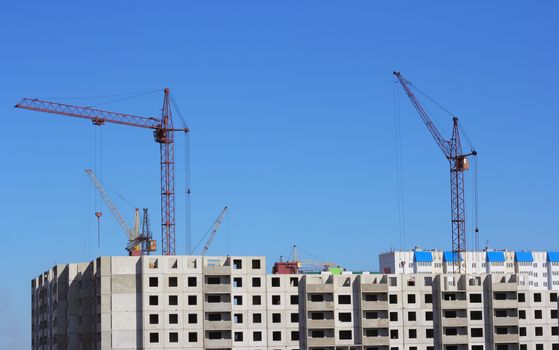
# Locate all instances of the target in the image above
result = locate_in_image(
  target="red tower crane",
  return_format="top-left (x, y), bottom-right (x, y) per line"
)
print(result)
top-left (15, 88), bottom-right (188, 255)
top-left (393, 71), bottom-right (477, 273)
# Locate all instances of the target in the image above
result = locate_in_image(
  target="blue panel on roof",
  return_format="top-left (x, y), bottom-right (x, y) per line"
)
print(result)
top-left (515, 251), bottom-right (533, 262)
top-left (486, 251), bottom-right (505, 262)
top-left (414, 251), bottom-right (433, 262)
top-left (547, 252), bottom-right (559, 262)
top-left (443, 251), bottom-right (462, 262)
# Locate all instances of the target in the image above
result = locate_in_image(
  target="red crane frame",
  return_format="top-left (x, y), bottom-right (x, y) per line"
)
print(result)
top-left (15, 88), bottom-right (188, 255)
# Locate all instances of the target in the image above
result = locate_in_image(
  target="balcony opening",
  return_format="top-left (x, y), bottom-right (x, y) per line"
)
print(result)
top-left (208, 313), bottom-right (222, 321)
top-left (310, 294), bottom-right (324, 302)
top-left (339, 330), bottom-right (352, 340)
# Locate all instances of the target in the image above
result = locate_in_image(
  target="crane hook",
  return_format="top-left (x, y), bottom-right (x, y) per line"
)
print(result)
top-left (95, 212), bottom-right (102, 247)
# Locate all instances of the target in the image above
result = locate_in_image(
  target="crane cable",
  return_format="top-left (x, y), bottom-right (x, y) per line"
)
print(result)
top-left (39, 88), bottom-right (163, 102)
top-left (87, 89), bottom-right (163, 108)
top-left (170, 93), bottom-right (192, 255)
top-left (185, 133), bottom-right (191, 254)
top-left (297, 245), bottom-right (331, 264)
top-left (93, 125), bottom-right (104, 248)
top-left (84, 169), bottom-right (92, 258)
top-left (226, 210), bottom-right (231, 256)
top-left (102, 180), bottom-right (138, 209)
top-left (393, 78), bottom-right (406, 250)
top-left (405, 79), bottom-right (459, 140)
top-left (473, 154), bottom-right (479, 252)
top-left (406, 80), bottom-right (455, 117)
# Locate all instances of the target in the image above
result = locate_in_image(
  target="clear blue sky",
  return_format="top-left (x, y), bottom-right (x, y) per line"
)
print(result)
top-left (1, 1), bottom-right (558, 347)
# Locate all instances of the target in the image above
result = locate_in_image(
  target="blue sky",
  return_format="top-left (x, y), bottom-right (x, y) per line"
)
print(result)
top-left (1, 1), bottom-right (559, 347)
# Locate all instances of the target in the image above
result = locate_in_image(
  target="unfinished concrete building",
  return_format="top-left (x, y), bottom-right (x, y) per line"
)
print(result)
top-left (32, 255), bottom-right (559, 350)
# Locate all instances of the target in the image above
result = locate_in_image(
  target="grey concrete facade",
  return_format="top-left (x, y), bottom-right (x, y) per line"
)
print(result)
top-left (32, 255), bottom-right (559, 350)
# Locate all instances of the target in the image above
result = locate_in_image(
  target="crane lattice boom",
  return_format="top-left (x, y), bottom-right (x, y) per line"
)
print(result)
top-left (201, 207), bottom-right (228, 256)
top-left (393, 72), bottom-right (450, 157)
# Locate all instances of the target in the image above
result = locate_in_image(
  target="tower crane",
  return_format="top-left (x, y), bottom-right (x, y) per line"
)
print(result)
top-left (85, 169), bottom-right (155, 255)
top-left (393, 71), bottom-right (477, 273)
top-left (199, 207), bottom-right (228, 256)
top-left (15, 89), bottom-right (188, 255)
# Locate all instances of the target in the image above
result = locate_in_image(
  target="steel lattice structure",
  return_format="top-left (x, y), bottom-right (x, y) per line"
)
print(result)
top-left (16, 88), bottom-right (188, 255)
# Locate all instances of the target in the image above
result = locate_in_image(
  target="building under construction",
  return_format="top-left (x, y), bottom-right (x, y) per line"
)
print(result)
top-left (32, 253), bottom-right (559, 350)
top-left (25, 74), bottom-right (559, 350)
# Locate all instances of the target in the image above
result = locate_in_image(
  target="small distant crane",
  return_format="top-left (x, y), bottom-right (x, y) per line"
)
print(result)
top-left (290, 245), bottom-right (339, 273)
top-left (200, 207), bottom-right (229, 256)
top-left (85, 169), bottom-right (155, 255)
top-left (138, 208), bottom-right (156, 254)
top-left (393, 71), bottom-right (477, 273)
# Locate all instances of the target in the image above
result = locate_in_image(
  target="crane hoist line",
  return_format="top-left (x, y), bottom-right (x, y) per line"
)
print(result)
top-left (393, 71), bottom-right (478, 274)
top-left (15, 88), bottom-right (189, 255)
top-left (85, 169), bottom-right (156, 255)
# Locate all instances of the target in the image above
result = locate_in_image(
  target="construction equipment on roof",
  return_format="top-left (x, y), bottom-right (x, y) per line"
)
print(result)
top-left (15, 89), bottom-right (188, 255)
top-left (273, 245), bottom-right (340, 274)
top-left (85, 168), bottom-right (156, 255)
top-left (133, 208), bottom-right (156, 255)
top-left (200, 206), bottom-right (229, 256)
top-left (393, 71), bottom-right (477, 274)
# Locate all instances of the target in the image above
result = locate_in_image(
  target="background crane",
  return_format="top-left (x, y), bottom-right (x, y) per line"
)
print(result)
top-left (85, 169), bottom-right (155, 255)
top-left (200, 206), bottom-right (229, 256)
top-left (15, 88), bottom-right (188, 255)
top-left (290, 245), bottom-right (339, 273)
top-left (138, 208), bottom-right (156, 254)
top-left (393, 71), bottom-right (477, 273)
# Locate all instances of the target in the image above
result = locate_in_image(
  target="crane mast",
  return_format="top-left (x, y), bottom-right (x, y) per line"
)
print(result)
top-left (140, 208), bottom-right (156, 254)
top-left (393, 72), bottom-right (477, 273)
top-left (15, 89), bottom-right (188, 255)
top-left (201, 207), bottom-right (229, 256)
